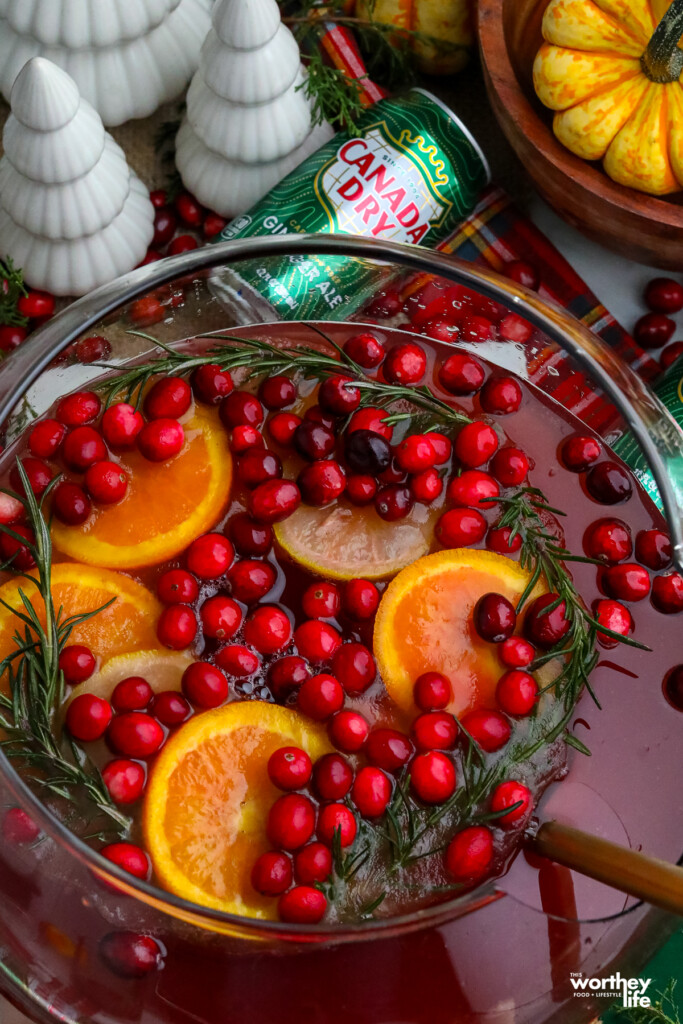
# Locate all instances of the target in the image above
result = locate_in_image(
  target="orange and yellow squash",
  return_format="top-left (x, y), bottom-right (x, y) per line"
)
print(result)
top-left (355, 0), bottom-right (474, 75)
top-left (533, 0), bottom-right (683, 195)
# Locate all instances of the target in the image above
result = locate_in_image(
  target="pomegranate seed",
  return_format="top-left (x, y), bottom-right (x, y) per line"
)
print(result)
top-left (150, 691), bottom-right (192, 726)
top-left (259, 375), bottom-right (297, 410)
top-left (506, 261), bottom-right (539, 290)
top-left (634, 312), bottom-right (675, 349)
top-left (475, 593), bottom-right (516, 642)
top-left (445, 826), bottom-right (494, 882)
top-left (268, 747), bottom-right (312, 791)
top-left (332, 642), bottom-right (376, 694)
top-left (249, 479), bottom-right (301, 523)
top-left (652, 572), bottom-right (683, 613)
top-left (491, 447), bottom-right (529, 486)
top-left (243, 605), bottom-right (292, 655)
top-left (461, 709), bottom-right (511, 752)
top-left (157, 568), bottom-right (199, 605)
top-left (351, 766), bottom-right (392, 818)
top-left (267, 793), bottom-right (316, 850)
top-left (561, 435), bottom-right (601, 472)
top-left (344, 332), bottom-right (385, 367)
top-left (411, 751), bottom-right (456, 803)
top-left (366, 729), bottom-right (413, 772)
top-left (102, 760), bottom-right (146, 803)
top-left (411, 711), bottom-right (457, 751)
top-left (294, 619), bottom-right (341, 663)
top-left (186, 533), bottom-right (234, 578)
top-left (448, 470), bottom-right (500, 509)
top-left (635, 529), bottom-right (672, 570)
top-left (251, 851), bottom-right (292, 896)
top-left (496, 670), bottom-right (538, 716)
top-left (63, 426), bottom-right (107, 471)
top-left (157, 604), bottom-right (197, 649)
top-left (490, 780), bottom-right (532, 826)
top-left (297, 673), bottom-right (344, 720)
top-left (191, 364), bottom-right (233, 404)
top-left (66, 694), bottom-right (112, 741)
top-left (302, 582), bottom-right (341, 619)
top-left (586, 462), bottom-right (633, 504)
top-left (343, 579), bottom-right (379, 619)
top-left (524, 594), bottom-right (571, 648)
top-left (101, 842), bottom-right (150, 880)
top-left (99, 932), bottom-right (163, 978)
top-left (268, 412), bottom-right (301, 446)
top-left (313, 753), bottom-right (353, 800)
top-left (383, 343), bottom-right (426, 384)
top-left (101, 403), bottom-right (144, 449)
top-left (59, 644), bottom-right (96, 683)
top-left (56, 390), bottom-right (101, 427)
top-left (144, 377), bottom-right (192, 420)
top-left (317, 804), bottom-right (357, 847)
top-left (593, 599), bottom-right (633, 648)
top-left (220, 392), bottom-right (264, 429)
top-left (137, 419), bottom-right (184, 462)
top-left (438, 352), bottom-right (485, 395)
top-left (278, 886), bottom-right (326, 923)
top-left (604, 563), bottom-right (651, 602)
top-left (2, 808), bottom-right (40, 844)
top-left (200, 595), bottom-right (242, 640)
top-left (499, 636), bottom-right (534, 668)
top-left (29, 419), bottom-right (65, 458)
top-left (112, 676), bottom-right (153, 713)
top-left (267, 655), bottom-right (309, 697)
top-left (215, 645), bottom-right (260, 678)
top-left (480, 377), bottom-right (522, 415)
top-left (329, 710), bottom-right (370, 752)
top-left (294, 843), bottom-right (332, 884)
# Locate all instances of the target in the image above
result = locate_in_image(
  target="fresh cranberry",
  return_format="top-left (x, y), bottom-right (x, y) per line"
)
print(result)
top-left (200, 595), bottom-right (242, 639)
top-left (229, 427), bottom-right (264, 455)
top-left (396, 435), bottom-right (436, 474)
top-left (294, 619), bottom-right (341, 663)
top-left (151, 691), bottom-right (192, 726)
top-left (138, 249), bottom-right (163, 267)
top-left (375, 484), bottom-right (413, 521)
top-left (636, 529), bottom-right (672, 569)
top-left (278, 886), bottom-right (327, 923)
top-left (150, 190), bottom-right (167, 208)
top-left (347, 407), bottom-right (392, 441)
top-left (491, 448), bottom-right (529, 487)
top-left (491, 780), bottom-right (532, 826)
top-left (268, 412), bottom-right (302, 446)
top-left (644, 277), bottom-right (683, 314)
top-left (496, 670), bottom-right (538, 716)
top-left (411, 751), bottom-right (456, 804)
top-left (66, 694), bottom-right (112, 741)
top-left (487, 526), bottom-right (523, 555)
top-left (377, 457), bottom-right (406, 486)
top-left (157, 569), bottom-right (199, 605)
top-left (499, 636), bottom-right (534, 668)
top-left (10, 457), bottom-right (52, 497)
top-left (422, 436), bottom-right (450, 469)
top-left (461, 708), bottom-right (511, 752)
top-left (436, 508), bottom-right (486, 549)
top-left (0, 492), bottom-right (25, 525)
top-left (652, 572), bottom-right (683, 613)
top-left (249, 479), bottom-right (301, 523)
top-left (237, 450), bottom-right (282, 490)
top-left (349, 766), bottom-right (391, 818)
top-left (298, 673), bottom-right (344, 720)
top-left (130, 296), bottom-right (164, 325)
top-left (102, 760), bottom-right (146, 804)
top-left (229, 513), bottom-right (273, 555)
top-left (59, 644), bottom-right (96, 684)
top-left (112, 676), bottom-right (153, 713)
top-left (524, 594), bottom-right (571, 648)
top-left (318, 804), bottom-right (358, 847)
top-left (152, 205), bottom-right (176, 246)
top-left (344, 332), bottom-right (385, 367)
top-left (302, 582), bottom-right (340, 619)
top-left (0, 524), bottom-right (36, 569)
top-left (482, 376), bottom-right (524, 415)
top-left (157, 604), bottom-right (197, 649)
top-left (215, 645), bottom-right (260, 678)
top-left (319, 375), bottom-right (361, 415)
top-left (454, 422), bottom-right (499, 468)
top-left (412, 672), bottom-right (451, 711)
top-left (220, 392), bottom-right (264, 429)
top-left (463, 315), bottom-right (496, 343)
top-left (0, 325), bottom-right (27, 351)
top-left (634, 312), bottom-right (675, 349)
top-left (445, 826), bottom-right (494, 882)
top-left (191, 364), bottom-right (233, 404)
top-left (17, 290), bottom-right (54, 319)
top-left (294, 421), bottom-right (336, 462)
top-left (63, 426), bottom-right (107, 471)
top-left (101, 403), bottom-right (144, 449)
top-left (660, 341), bottom-right (683, 370)
top-left (228, 560), bottom-right (276, 603)
top-left (383, 342), bottom-right (426, 384)
top-left (244, 605), bottom-right (292, 655)
top-left (586, 462), bottom-right (633, 504)
top-left (664, 666), bottom-right (683, 711)
top-left (268, 747), bottom-right (312, 791)
top-left (108, 712), bottom-right (164, 758)
top-left (268, 656), bottom-right (309, 697)
top-left (329, 710), bottom-right (370, 752)
top-left (138, 418), bottom-right (185, 462)
top-left (294, 843), bottom-right (332, 884)
top-left (345, 437), bottom-right (391, 485)
top-left (594, 599), bottom-right (633, 648)
top-left (251, 851), bottom-right (292, 896)
top-left (343, 579), bottom-right (379, 619)
top-left (2, 808), bottom-right (40, 844)
top-left (366, 729), bottom-right (413, 772)
top-left (584, 518), bottom-right (632, 563)
top-left (144, 377), bottom-right (191, 421)
top-left (305, 405), bottom-right (336, 430)
top-left (313, 753), bottom-right (353, 800)
top-left (410, 468), bottom-right (443, 503)
top-left (332, 642), bottom-right (376, 694)
top-left (182, 661), bottom-right (228, 708)
top-left (100, 932), bottom-right (163, 978)
top-left (29, 419), bottom-right (66, 458)
top-left (604, 563), bottom-right (651, 602)
top-left (506, 261), bottom-right (539, 290)
top-left (298, 461), bottom-right (346, 506)
top-left (175, 192), bottom-right (203, 226)
top-left (499, 314), bottom-right (533, 344)
top-left (438, 352), bottom-right (485, 395)
top-left (101, 842), bottom-right (150, 880)
top-left (84, 461), bottom-right (128, 504)
top-left (561, 435), bottom-right (601, 472)
top-left (258, 375), bottom-right (296, 411)
top-left (56, 390), bottom-right (101, 427)
top-left (475, 593), bottom-right (516, 642)
top-left (421, 319), bottom-right (459, 343)
top-left (412, 711), bottom-right (457, 751)
top-left (186, 533), bottom-right (233, 579)
top-left (448, 470), bottom-right (500, 509)
top-left (203, 213), bottom-right (227, 238)
top-left (346, 474), bottom-right (377, 505)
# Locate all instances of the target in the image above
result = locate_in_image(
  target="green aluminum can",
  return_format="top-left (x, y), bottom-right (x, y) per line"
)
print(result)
top-left (212, 89), bottom-right (490, 321)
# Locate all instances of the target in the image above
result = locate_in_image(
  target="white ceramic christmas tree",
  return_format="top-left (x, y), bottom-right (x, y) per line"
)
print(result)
top-left (0, 58), bottom-right (155, 296)
top-left (0, 0), bottom-right (214, 126)
top-left (176, 0), bottom-right (334, 216)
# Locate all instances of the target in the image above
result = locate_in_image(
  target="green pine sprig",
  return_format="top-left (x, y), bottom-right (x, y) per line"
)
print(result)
top-left (608, 980), bottom-right (680, 1024)
top-left (0, 258), bottom-right (29, 328)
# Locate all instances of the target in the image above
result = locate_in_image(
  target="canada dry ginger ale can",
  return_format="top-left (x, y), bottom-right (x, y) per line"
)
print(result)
top-left (211, 89), bottom-right (490, 321)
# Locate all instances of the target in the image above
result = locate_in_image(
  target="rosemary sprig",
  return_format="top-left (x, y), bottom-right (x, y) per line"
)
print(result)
top-left (0, 257), bottom-right (28, 328)
top-left (0, 464), bottom-right (129, 837)
top-left (608, 980), bottom-right (680, 1024)
top-left (297, 51), bottom-right (368, 131)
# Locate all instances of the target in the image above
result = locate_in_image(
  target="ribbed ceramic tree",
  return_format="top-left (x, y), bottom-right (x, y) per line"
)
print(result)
top-left (176, 0), bottom-right (333, 216)
top-left (0, 58), bottom-right (155, 296)
top-left (0, 0), bottom-right (213, 126)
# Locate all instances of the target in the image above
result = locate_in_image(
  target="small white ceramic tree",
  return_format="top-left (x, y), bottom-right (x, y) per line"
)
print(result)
top-left (176, 0), bottom-right (333, 216)
top-left (0, 0), bottom-right (214, 126)
top-left (0, 58), bottom-right (155, 296)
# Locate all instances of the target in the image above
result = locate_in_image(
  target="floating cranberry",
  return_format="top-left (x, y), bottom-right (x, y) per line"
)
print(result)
top-left (604, 563), bottom-right (651, 602)
top-left (29, 419), bottom-right (66, 458)
top-left (461, 708), bottom-right (511, 752)
top-left (278, 886), bottom-right (327, 923)
top-left (425, 435), bottom-right (452, 467)
top-left (319, 804), bottom-right (358, 848)
top-left (343, 579), bottom-right (379, 620)
top-left (238, 449), bottom-right (283, 490)
top-left (101, 842), bottom-right (150, 880)
top-left (375, 484), bottom-right (413, 521)
top-left (410, 468), bottom-right (442, 503)
top-left (305, 405), bottom-right (335, 429)
top-left (9, 457), bottom-right (52, 499)
top-left (344, 332), bottom-right (385, 367)
top-left (101, 403), bottom-right (144, 449)
top-left (63, 426), bottom-right (107, 471)
top-left (200, 595), bottom-right (242, 640)
top-left (664, 666), bottom-right (683, 711)
top-left (594, 599), bottom-right (633, 648)
top-left (524, 594), bottom-right (571, 648)
top-left (396, 435), bottom-right (436, 474)
top-left (345, 474), bottom-right (377, 505)
top-left (66, 693), bottom-right (112, 742)
top-left (480, 377), bottom-right (522, 416)
top-left (332, 642), bottom-right (376, 694)
top-left (496, 670), bottom-right (538, 716)
top-left (490, 780), bottom-right (532, 826)
top-left (108, 712), bottom-right (164, 758)
top-left (100, 932), bottom-right (163, 978)
top-left (586, 462), bottom-right (633, 504)
top-left (268, 747), bottom-right (313, 791)
top-left (561, 435), bottom-right (601, 472)
top-left (138, 418), bottom-right (185, 462)
top-left (144, 377), bottom-right (191, 421)
top-left (652, 572), bottom-right (683, 614)
top-left (59, 644), bottom-right (96, 683)
top-left (56, 390), bottom-right (101, 426)
top-left (491, 448), bottom-right (529, 487)
top-left (634, 312), bottom-right (675, 349)
top-left (499, 314), bottom-right (533, 344)
top-left (445, 826), bottom-right (494, 882)
top-left (344, 430), bottom-right (391, 476)
top-left (460, 315), bottom-right (494, 343)
top-left (412, 711), bottom-right (457, 751)
top-left (351, 766), bottom-right (392, 818)
top-left (191, 364), bottom-right (233, 404)
top-left (314, 753), bottom-right (353, 800)
top-left (294, 843), bottom-right (332, 884)
top-left (268, 412), bottom-right (302, 446)
top-left (294, 619), bottom-right (341, 663)
top-left (475, 593), bottom-right (516, 643)
top-left (329, 710), bottom-right (370, 752)
top-left (413, 672), bottom-right (452, 712)
top-left (251, 851), bottom-right (292, 896)
top-left (585, 518), bottom-right (633, 563)
top-left (448, 470), bottom-right (500, 509)
top-left (0, 492), bottom-right (25, 525)
top-left (298, 460), bottom-right (346, 506)
top-left (319, 375), bottom-right (361, 415)
top-left (228, 560), bottom-right (276, 603)
top-left (384, 342), bottom-right (426, 384)
top-left (636, 529), bottom-right (672, 570)
top-left (366, 728), bottom-right (413, 772)
top-left (294, 421), bottom-right (336, 462)
top-left (181, 662), bottom-right (229, 709)
top-left (250, 479), bottom-right (302, 522)
top-left (661, 341), bottom-right (683, 370)
top-left (268, 655), bottom-right (309, 697)
top-left (112, 676), bottom-right (153, 713)
top-left (438, 352), bottom-right (485, 395)
top-left (347, 406), bottom-right (393, 441)
top-left (244, 606), bottom-right (292, 655)
top-left (152, 205), bottom-right (177, 246)
top-left (454, 422), bottom-right (499, 468)
top-left (220, 391), bottom-right (264, 429)
top-left (499, 636), bottom-right (534, 668)
top-left (151, 691), bottom-right (192, 726)
top-left (85, 460), bottom-right (128, 504)
top-left (420, 319), bottom-right (458, 343)
top-left (215, 645), bottom-right (260, 678)
top-left (130, 295), bottom-right (164, 326)
top-left (157, 604), bottom-right (197, 649)
top-left (487, 526), bottom-right (522, 555)
top-left (258, 375), bottom-right (297, 411)
top-left (2, 807), bottom-right (40, 844)
top-left (157, 568), bottom-right (199, 605)
top-left (301, 581), bottom-right (339, 620)
top-left (229, 426), bottom-right (264, 454)
top-left (0, 325), bottom-right (27, 351)
top-left (298, 673), bottom-right (344, 720)
top-left (506, 261), bottom-right (539, 290)
top-left (436, 508), bottom-right (486, 549)
top-left (102, 759), bottom-right (146, 804)
top-left (187, 532), bottom-right (234, 578)
top-left (411, 751), bottom-right (456, 804)
top-left (0, 524), bottom-right (36, 570)
top-left (229, 513), bottom-right (273, 555)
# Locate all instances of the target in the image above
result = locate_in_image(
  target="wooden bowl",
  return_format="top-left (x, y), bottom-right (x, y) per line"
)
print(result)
top-left (477, 0), bottom-right (683, 270)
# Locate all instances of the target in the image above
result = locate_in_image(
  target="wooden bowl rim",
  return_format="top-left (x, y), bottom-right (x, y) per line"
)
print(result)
top-left (477, 0), bottom-right (683, 228)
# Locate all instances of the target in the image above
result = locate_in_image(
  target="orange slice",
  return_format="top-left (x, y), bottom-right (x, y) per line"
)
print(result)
top-left (374, 549), bottom-right (547, 717)
top-left (0, 563), bottom-right (161, 669)
top-left (63, 650), bottom-right (193, 713)
top-left (275, 499), bottom-right (442, 580)
top-left (52, 406), bottom-right (232, 570)
top-left (144, 702), bottom-right (331, 919)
